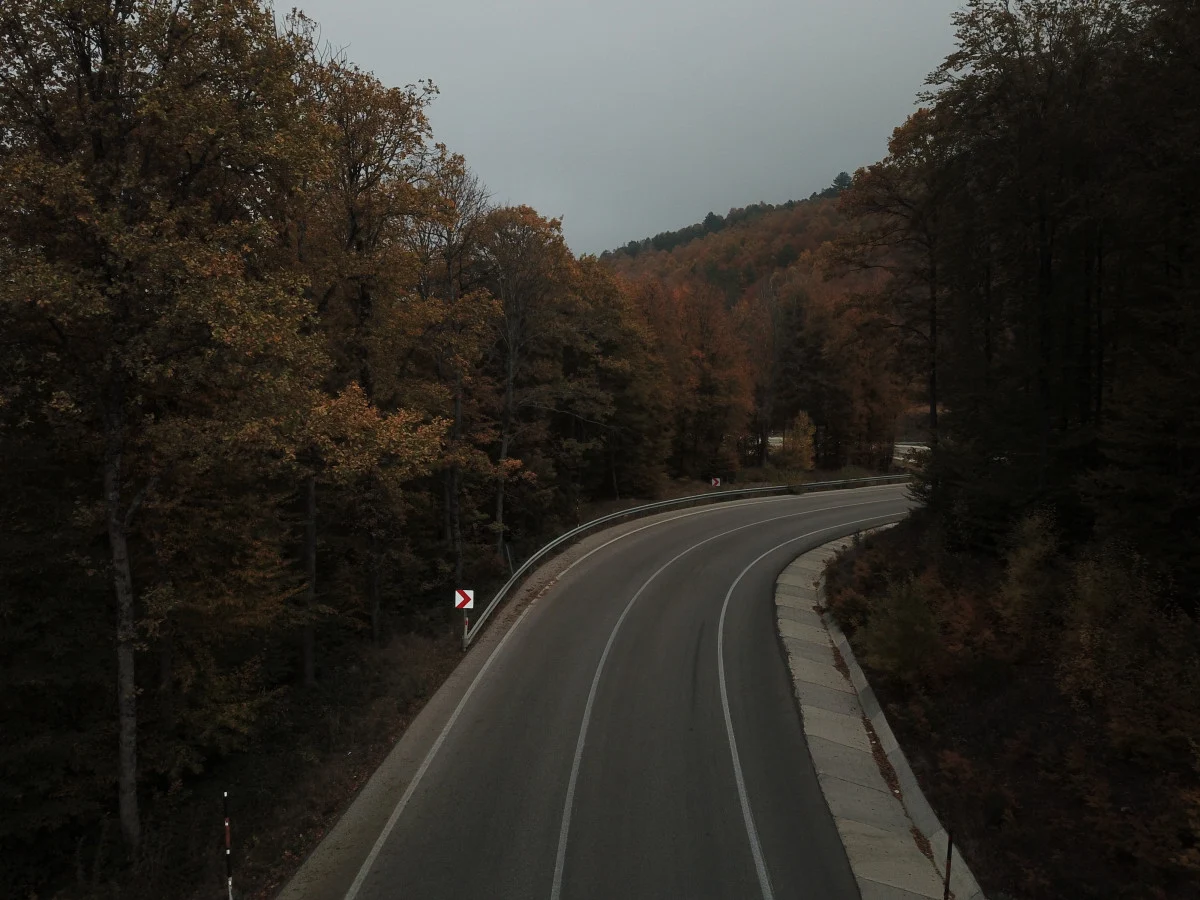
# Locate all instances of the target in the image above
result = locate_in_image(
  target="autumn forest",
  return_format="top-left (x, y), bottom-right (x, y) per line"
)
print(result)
top-left (2, 1), bottom-right (1198, 898)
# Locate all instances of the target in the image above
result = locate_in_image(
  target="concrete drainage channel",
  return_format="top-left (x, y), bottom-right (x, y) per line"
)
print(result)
top-left (775, 529), bottom-right (987, 900)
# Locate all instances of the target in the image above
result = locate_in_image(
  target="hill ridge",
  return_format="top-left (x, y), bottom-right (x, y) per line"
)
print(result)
top-left (602, 171), bottom-right (852, 260)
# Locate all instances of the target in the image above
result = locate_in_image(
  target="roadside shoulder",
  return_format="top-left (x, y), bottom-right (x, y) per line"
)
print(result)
top-left (775, 533), bottom-right (987, 900)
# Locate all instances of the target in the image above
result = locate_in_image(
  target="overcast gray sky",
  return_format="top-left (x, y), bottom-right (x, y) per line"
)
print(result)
top-left (290, 0), bottom-right (964, 255)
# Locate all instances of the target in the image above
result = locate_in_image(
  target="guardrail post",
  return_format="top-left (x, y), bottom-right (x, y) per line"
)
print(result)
top-left (224, 790), bottom-right (232, 900)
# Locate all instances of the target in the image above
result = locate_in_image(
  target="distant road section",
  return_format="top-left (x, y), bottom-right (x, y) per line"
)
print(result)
top-left (282, 485), bottom-right (914, 900)
top-left (893, 442), bottom-right (929, 467)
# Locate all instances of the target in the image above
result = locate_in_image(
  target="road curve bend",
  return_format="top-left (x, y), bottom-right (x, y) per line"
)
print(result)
top-left (309, 485), bottom-right (914, 900)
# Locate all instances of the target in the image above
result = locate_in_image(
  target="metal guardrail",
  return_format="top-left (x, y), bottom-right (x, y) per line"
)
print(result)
top-left (462, 473), bottom-right (912, 649)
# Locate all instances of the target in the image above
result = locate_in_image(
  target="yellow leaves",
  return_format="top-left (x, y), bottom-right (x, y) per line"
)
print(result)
top-left (45, 390), bottom-right (80, 418)
top-left (481, 205), bottom-right (573, 283)
top-left (305, 382), bottom-right (446, 483)
top-left (495, 456), bottom-right (525, 479)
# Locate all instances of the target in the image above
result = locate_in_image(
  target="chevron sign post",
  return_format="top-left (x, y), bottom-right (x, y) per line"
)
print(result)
top-left (455, 589), bottom-right (474, 644)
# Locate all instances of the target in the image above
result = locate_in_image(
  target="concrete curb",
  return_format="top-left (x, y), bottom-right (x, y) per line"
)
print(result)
top-left (775, 529), bottom-right (987, 900)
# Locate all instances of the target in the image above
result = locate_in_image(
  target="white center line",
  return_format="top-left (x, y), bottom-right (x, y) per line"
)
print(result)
top-left (549, 501), bottom-right (905, 900)
top-left (340, 491), bottom-right (861, 900)
top-left (340, 487), bottom-right (906, 900)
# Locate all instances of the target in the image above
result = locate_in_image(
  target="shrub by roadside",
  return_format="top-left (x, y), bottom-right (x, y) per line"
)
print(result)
top-left (824, 513), bottom-right (1200, 900)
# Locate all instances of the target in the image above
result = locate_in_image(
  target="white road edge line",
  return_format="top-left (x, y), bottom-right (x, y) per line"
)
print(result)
top-left (340, 487), bottom-right (907, 900)
top-left (548, 500), bottom-right (906, 900)
top-left (339, 598), bottom-right (538, 900)
top-left (716, 512), bottom-right (904, 900)
top-left (340, 496), bottom-right (816, 900)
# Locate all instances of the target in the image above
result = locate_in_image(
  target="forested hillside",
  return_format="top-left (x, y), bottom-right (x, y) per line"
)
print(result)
top-left (604, 181), bottom-right (850, 303)
top-left (604, 171), bottom-right (851, 264)
top-left (604, 183), bottom-right (921, 473)
top-left (821, 1), bottom-right (1200, 897)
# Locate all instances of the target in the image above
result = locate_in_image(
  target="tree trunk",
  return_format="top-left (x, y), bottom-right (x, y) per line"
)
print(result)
top-left (928, 259), bottom-right (939, 446)
top-left (1037, 207), bottom-right (1054, 488)
top-left (356, 283), bottom-right (374, 399)
top-left (1095, 228), bottom-right (1104, 425)
top-left (442, 468), bottom-right (453, 544)
top-left (449, 466), bottom-right (464, 583)
top-left (451, 373), bottom-right (464, 582)
top-left (158, 629), bottom-right (174, 733)
top-left (494, 430), bottom-right (510, 555)
top-left (369, 531), bottom-right (382, 645)
top-left (984, 261), bottom-right (993, 395)
top-left (1080, 236), bottom-right (1094, 425)
top-left (444, 259), bottom-right (466, 582)
top-left (495, 356), bottom-right (515, 555)
top-left (104, 403), bottom-right (140, 854)
top-left (302, 475), bottom-right (317, 686)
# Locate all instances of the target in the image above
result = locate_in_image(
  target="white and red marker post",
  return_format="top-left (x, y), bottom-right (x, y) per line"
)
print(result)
top-left (455, 589), bottom-right (474, 645)
top-left (223, 790), bottom-right (232, 900)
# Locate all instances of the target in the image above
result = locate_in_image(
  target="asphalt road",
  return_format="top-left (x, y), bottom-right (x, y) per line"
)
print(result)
top-left (344, 485), bottom-right (913, 900)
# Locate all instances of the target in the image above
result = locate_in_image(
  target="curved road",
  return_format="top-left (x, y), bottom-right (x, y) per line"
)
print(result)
top-left (340, 485), bottom-right (913, 899)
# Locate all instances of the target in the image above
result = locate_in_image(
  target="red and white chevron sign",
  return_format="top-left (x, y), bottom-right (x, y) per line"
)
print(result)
top-left (454, 589), bottom-right (474, 610)
top-left (711, 477), bottom-right (721, 487)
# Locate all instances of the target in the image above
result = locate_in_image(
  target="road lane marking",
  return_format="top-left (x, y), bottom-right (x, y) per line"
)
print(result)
top-left (339, 495), bottom-right (826, 899)
top-left (341, 487), bottom-right (908, 900)
top-left (549, 501), bottom-right (908, 900)
top-left (551, 487), bottom-right (904, 587)
top-left (340, 599), bottom-right (540, 900)
top-left (716, 512), bottom-right (905, 900)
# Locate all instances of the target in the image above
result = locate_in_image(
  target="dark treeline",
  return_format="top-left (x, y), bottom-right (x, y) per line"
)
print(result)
top-left (825, 1), bottom-right (1200, 895)
top-left (839, 0), bottom-right (1199, 595)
